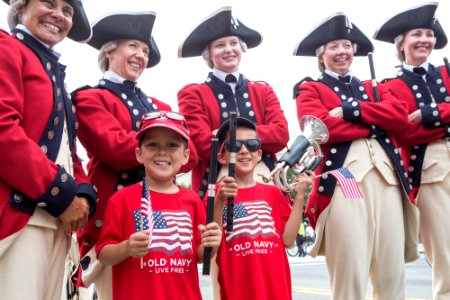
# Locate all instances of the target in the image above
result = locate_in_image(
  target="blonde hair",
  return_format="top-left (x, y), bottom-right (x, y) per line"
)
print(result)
top-left (201, 38), bottom-right (248, 69)
top-left (98, 40), bottom-right (119, 73)
top-left (7, 0), bottom-right (26, 29)
top-left (394, 34), bottom-right (406, 62)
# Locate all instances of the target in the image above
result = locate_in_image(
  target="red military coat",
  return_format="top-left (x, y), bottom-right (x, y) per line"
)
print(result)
top-left (382, 65), bottom-right (450, 198)
top-left (178, 80), bottom-right (289, 193)
top-left (0, 29), bottom-right (93, 239)
top-left (74, 86), bottom-right (198, 255)
top-left (296, 78), bottom-right (410, 227)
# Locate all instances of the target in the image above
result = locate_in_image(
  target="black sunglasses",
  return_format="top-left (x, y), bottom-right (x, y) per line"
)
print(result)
top-left (223, 139), bottom-right (261, 152)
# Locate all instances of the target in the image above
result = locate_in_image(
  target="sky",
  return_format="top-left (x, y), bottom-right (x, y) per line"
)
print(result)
top-left (1, 0), bottom-right (449, 148)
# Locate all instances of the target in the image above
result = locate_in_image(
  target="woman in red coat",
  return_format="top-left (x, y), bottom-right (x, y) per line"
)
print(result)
top-left (0, 0), bottom-right (96, 299)
top-left (293, 12), bottom-right (419, 300)
top-left (72, 12), bottom-right (197, 299)
top-left (177, 6), bottom-right (289, 198)
top-left (374, 3), bottom-right (450, 298)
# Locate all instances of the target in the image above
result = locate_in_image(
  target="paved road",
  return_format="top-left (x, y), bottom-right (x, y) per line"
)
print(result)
top-left (199, 253), bottom-right (432, 299)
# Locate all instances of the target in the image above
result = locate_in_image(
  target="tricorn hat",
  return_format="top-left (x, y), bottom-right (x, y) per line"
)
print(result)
top-left (373, 1), bottom-right (447, 49)
top-left (178, 6), bottom-right (262, 58)
top-left (293, 12), bottom-right (373, 57)
top-left (88, 12), bottom-right (160, 68)
top-left (2, 0), bottom-right (92, 42)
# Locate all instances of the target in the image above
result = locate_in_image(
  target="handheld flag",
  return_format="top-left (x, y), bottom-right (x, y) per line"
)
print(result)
top-left (327, 168), bottom-right (363, 199)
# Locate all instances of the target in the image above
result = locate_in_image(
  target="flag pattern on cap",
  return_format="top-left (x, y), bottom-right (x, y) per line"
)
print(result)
top-left (327, 168), bottom-right (363, 199)
top-left (223, 200), bottom-right (279, 242)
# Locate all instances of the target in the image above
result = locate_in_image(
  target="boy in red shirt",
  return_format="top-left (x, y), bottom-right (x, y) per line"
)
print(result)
top-left (95, 111), bottom-right (221, 300)
top-left (214, 117), bottom-right (314, 300)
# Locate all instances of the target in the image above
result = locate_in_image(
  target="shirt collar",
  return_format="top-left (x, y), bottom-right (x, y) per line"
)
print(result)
top-left (403, 62), bottom-right (429, 73)
top-left (104, 71), bottom-right (130, 84)
top-left (212, 68), bottom-right (240, 83)
top-left (324, 69), bottom-right (353, 81)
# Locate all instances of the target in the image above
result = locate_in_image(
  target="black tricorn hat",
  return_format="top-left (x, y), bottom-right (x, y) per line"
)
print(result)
top-left (2, 0), bottom-right (91, 42)
top-left (373, 1), bottom-right (447, 49)
top-left (178, 6), bottom-right (262, 58)
top-left (88, 12), bottom-right (160, 68)
top-left (293, 12), bottom-right (374, 57)
top-left (216, 117), bottom-right (256, 145)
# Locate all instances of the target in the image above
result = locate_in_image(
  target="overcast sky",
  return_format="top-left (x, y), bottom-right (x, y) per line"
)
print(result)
top-left (1, 0), bottom-right (449, 143)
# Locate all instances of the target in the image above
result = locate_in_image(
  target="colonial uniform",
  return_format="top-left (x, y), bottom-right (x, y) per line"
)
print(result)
top-left (178, 8), bottom-right (289, 300)
top-left (72, 12), bottom-right (197, 299)
top-left (294, 13), bottom-right (419, 300)
top-left (0, 1), bottom-right (96, 298)
top-left (374, 3), bottom-right (450, 298)
top-left (178, 6), bottom-right (289, 198)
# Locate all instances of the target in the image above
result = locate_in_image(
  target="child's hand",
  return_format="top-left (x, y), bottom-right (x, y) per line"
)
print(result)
top-left (216, 176), bottom-right (238, 203)
top-left (199, 222), bottom-right (222, 250)
top-left (293, 170), bottom-right (314, 195)
top-left (126, 231), bottom-right (150, 258)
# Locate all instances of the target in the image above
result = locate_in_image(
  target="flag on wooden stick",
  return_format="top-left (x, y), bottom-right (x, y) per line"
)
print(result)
top-left (141, 179), bottom-right (154, 244)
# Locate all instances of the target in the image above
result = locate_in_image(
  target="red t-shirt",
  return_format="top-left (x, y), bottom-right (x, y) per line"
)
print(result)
top-left (216, 183), bottom-right (293, 300)
top-left (96, 183), bottom-right (205, 300)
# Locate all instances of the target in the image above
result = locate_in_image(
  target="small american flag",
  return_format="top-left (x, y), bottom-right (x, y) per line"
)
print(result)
top-left (327, 168), bottom-right (363, 199)
top-left (141, 179), bottom-right (154, 244)
top-left (223, 200), bottom-right (279, 242)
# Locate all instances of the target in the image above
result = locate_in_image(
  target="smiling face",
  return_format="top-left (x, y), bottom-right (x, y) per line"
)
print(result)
top-left (401, 28), bottom-right (435, 66)
top-left (136, 127), bottom-right (189, 186)
top-left (106, 39), bottom-right (149, 81)
top-left (17, 0), bottom-right (73, 46)
top-left (209, 36), bottom-right (242, 73)
top-left (219, 126), bottom-right (262, 182)
top-left (319, 39), bottom-right (354, 75)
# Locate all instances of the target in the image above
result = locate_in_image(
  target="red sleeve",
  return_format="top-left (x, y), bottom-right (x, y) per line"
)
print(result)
top-left (382, 77), bottom-right (448, 147)
top-left (0, 32), bottom-right (73, 200)
top-left (193, 195), bottom-right (206, 251)
top-left (178, 84), bottom-right (219, 163)
top-left (75, 88), bottom-right (143, 171)
top-left (359, 81), bottom-right (409, 133)
top-left (248, 82), bottom-right (289, 153)
top-left (296, 81), bottom-right (370, 144)
top-left (436, 66), bottom-right (450, 124)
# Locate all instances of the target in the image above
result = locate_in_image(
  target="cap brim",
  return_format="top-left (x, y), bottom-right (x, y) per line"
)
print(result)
top-left (216, 117), bottom-right (256, 144)
top-left (136, 123), bottom-right (189, 141)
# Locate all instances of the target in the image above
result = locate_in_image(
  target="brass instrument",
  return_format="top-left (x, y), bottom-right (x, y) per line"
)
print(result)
top-left (260, 115), bottom-right (329, 192)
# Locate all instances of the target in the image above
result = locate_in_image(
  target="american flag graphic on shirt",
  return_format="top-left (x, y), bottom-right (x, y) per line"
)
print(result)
top-left (223, 200), bottom-right (279, 242)
top-left (134, 209), bottom-right (193, 256)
